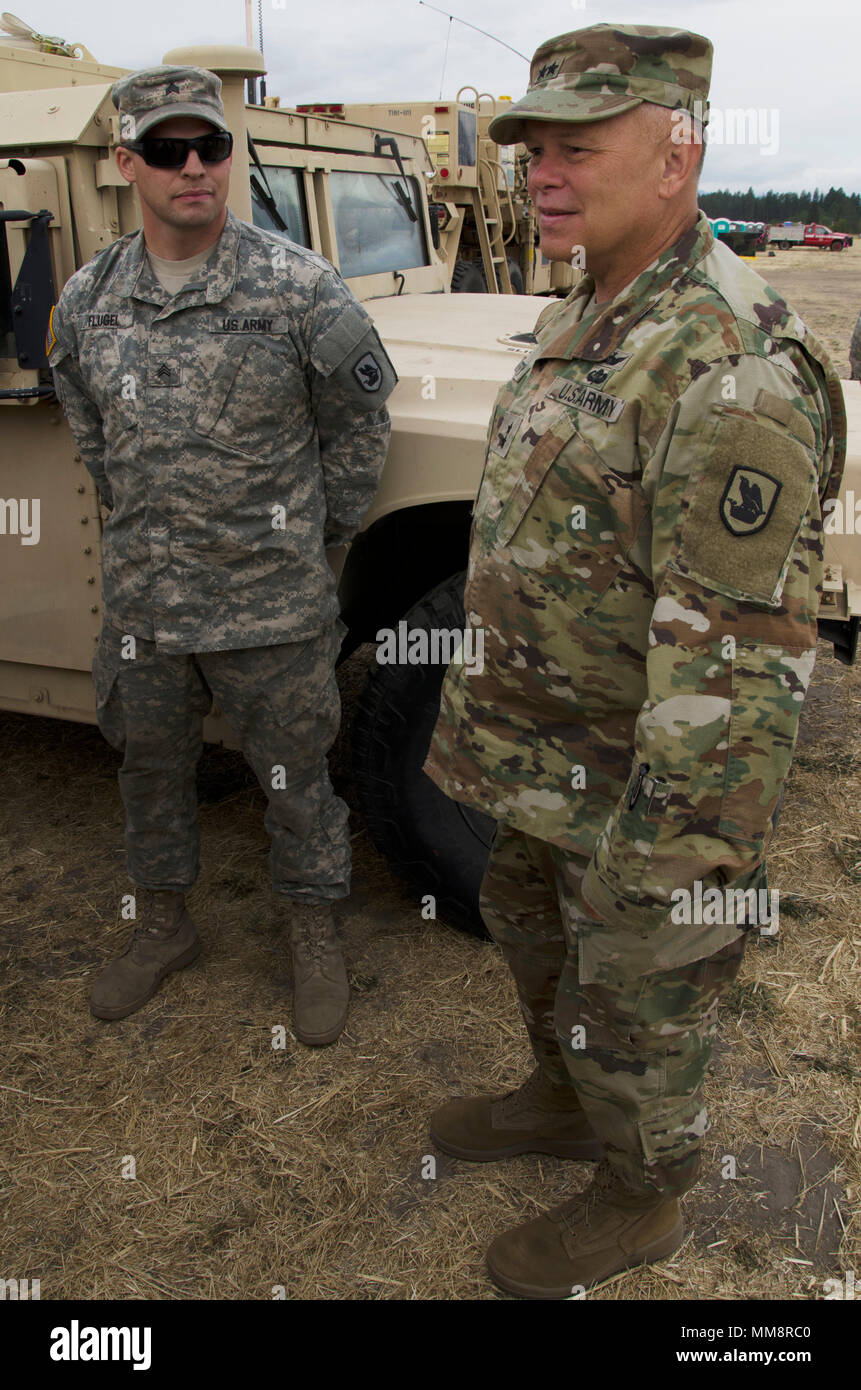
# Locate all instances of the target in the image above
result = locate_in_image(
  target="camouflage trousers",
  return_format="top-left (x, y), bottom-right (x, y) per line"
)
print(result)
top-left (92, 620), bottom-right (350, 901)
top-left (480, 824), bottom-right (748, 1199)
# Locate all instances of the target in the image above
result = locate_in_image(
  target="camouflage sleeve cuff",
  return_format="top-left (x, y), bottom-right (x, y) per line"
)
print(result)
top-left (51, 356), bottom-right (110, 492)
top-left (581, 855), bottom-right (671, 935)
top-left (578, 856), bottom-right (747, 982)
top-left (321, 410), bottom-right (391, 539)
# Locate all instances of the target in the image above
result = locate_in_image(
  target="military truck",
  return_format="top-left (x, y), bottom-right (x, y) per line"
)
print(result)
top-left (1, 25), bottom-right (859, 935)
top-left (298, 92), bottom-right (575, 297)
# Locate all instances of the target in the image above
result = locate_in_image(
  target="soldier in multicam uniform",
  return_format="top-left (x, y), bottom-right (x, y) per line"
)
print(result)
top-left (49, 67), bottom-right (396, 1044)
top-left (851, 309), bottom-right (861, 379)
top-left (423, 24), bottom-right (846, 1297)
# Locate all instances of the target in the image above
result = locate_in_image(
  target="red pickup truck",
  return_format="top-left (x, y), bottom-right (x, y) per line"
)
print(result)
top-left (768, 222), bottom-right (853, 251)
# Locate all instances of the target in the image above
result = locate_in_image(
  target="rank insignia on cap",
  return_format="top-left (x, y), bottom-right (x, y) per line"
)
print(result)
top-left (720, 466), bottom-right (781, 536)
top-left (353, 352), bottom-right (382, 392)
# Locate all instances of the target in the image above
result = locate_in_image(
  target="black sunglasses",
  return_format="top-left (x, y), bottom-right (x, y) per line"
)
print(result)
top-left (123, 132), bottom-right (234, 168)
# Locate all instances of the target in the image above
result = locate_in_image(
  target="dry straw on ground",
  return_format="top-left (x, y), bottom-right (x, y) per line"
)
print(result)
top-left (2, 641), bottom-right (858, 1301)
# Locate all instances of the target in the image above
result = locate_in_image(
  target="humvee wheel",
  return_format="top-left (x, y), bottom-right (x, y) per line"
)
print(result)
top-left (451, 258), bottom-right (487, 292)
top-left (506, 258), bottom-right (525, 294)
top-left (351, 572), bottom-right (494, 936)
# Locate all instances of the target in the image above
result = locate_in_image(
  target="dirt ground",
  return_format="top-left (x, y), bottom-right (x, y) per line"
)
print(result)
top-left (2, 242), bottom-right (860, 1303)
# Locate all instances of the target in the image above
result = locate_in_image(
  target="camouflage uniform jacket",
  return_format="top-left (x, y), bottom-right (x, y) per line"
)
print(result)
top-left (49, 210), bottom-right (396, 651)
top-left (425, 212), bottom-right (846, 977)
top-left (850, 309), bottom-right (861, 380)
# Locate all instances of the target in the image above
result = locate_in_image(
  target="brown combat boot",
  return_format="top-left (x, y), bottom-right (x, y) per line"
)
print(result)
top-left (430, 1067), bottom-right (604, 1161)
top-left (89, 889), bottom-right (200, 1021)
top-left (289, 902), bottom-right (349, 1046)
top-left (486, 1158), bottom-right (685, 1299)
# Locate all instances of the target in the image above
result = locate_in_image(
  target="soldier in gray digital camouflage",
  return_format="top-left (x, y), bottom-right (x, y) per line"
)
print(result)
top-left (423, 23), bottom-right (846, 1297)
top-left (49, 65), bottom-right (396, 1045)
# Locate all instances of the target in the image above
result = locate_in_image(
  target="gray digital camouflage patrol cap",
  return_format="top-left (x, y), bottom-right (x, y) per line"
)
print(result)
top-left (111, 64), bottom-right (228, 141)
top-left (488, 23), bottom-right (712, 145)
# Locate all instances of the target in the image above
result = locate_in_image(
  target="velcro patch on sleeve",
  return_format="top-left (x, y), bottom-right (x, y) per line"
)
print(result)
top-left (753, 388), bottom-right (816, 447)
top-left (310, 300), bottom-right (375, 376)
top-left (671, 410), bottom-right (817, 606)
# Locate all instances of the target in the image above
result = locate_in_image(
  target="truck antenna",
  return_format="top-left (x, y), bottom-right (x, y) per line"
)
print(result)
top-left (257, 0), bottom-right (266, 100)
top-left (418, 3), bottom-right (529, 68)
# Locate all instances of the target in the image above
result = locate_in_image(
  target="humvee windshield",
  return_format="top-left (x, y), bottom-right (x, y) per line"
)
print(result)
top-left (330, 172), bottom-right (427, 278)
top-left (249, 165), bottom-right (428, 278)
top-left (250, 165), bottom-right (310, 246)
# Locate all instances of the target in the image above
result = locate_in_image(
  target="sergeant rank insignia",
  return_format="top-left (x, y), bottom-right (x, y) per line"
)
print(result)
top-left (720, 466), bottom-right (781, 536)
top-left (151, 362), bottom-right (182, 388)
top-left (353, 352), bottom-right (383, 392)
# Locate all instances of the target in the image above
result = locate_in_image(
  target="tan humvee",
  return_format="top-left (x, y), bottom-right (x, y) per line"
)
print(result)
top-left (300, 92), bottom-right (574, 297)
top-left (1, 26), bottom-right (859, 930)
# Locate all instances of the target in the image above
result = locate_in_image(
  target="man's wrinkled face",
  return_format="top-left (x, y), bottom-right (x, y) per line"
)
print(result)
top-left (522, 107), bottom-right (671, 268)
top-left (116, 116), bottom-right (232, 232)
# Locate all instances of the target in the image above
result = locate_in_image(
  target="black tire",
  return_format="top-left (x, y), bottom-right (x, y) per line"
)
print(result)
top-left (451, 258), bottom-right (487, 293)
top-left (352, 572), bottom-right (494, 936)
top-left (506, 258), bottom-right (525, 294)
top-left (830, 241), bottom-right (844, 252)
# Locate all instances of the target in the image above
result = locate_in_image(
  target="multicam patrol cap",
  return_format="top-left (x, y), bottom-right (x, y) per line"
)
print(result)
top-left (111, 65), bottom-right (228, 141)
top-left (487, 23), bottom-right (712, 144)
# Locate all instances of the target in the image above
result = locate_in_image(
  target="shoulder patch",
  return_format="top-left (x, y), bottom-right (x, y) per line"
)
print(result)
top-left (352, 351), bottom-right (383, 393)
top-left (720, 467), bottom-right (781, 536)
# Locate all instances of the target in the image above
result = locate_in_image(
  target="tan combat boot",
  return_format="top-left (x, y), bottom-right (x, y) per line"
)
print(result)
top-left (430, 1067), bottom-right (604, 1162)
top-left (89, 889), bottom-right (200, 1021)
top-left (289, 902), bottom-right (349, 1046)
top-left (486, 1158), bottom-right (685, 1299)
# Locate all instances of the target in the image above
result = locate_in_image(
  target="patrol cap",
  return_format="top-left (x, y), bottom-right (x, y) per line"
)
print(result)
top-left (488, 23), bottom-right (712, 145)
top-left (111, 64), bottom-right (228, 141)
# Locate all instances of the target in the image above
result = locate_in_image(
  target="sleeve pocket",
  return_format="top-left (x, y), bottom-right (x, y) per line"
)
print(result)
top-left (668, 408), bottom-right (817, 607)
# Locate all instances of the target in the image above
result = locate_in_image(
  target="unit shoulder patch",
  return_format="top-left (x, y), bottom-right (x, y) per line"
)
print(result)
top-left (352, 351), bottom-right (383, 393)
top-left (719, 466), bottom-right (781, 536)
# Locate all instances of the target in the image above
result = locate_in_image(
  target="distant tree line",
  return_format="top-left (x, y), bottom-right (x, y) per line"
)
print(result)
top-left (698, 186), bottom-right (861, 233)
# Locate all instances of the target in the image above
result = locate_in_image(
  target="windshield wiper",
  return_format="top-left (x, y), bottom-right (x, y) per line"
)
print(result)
top-left (247, 133), bottom-right (289, 234)
top-left (373, 135), bottom-right (418, 222)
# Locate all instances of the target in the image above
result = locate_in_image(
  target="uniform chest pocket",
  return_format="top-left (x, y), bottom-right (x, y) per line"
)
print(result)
top-left (494, 415), bottom-right (649, 621)
top-left (193, 340), bottom-right (306, 457)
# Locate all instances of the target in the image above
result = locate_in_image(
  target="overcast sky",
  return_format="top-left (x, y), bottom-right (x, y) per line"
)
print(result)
top-left (14, 0), bottom-right (861, 194)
